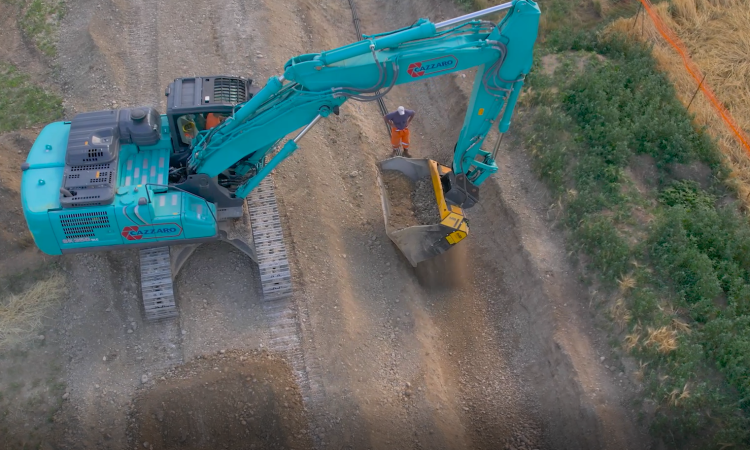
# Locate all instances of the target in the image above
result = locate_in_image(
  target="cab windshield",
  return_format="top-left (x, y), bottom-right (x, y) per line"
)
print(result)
top-left (176, 112), bottom-right (229, 145)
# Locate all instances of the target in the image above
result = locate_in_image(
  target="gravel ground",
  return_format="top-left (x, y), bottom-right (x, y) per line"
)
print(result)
top-left (0, 0), bottom-right (653, 448)
top-left (412, 177), bottom-right (441, 225)
top-left (127, 350), bottom-right (313, 450)
top-left (381, 170), bottom-right (420, 229)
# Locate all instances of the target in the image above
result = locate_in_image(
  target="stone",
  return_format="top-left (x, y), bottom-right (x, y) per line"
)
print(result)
top-left (141, 374), bottom-right (148, 384)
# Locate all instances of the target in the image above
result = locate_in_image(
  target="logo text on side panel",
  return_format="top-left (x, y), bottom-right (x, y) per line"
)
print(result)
top-left (407, 56), bottom-right (458, 78)
top-left (121, 224), bottom-right (183, 241)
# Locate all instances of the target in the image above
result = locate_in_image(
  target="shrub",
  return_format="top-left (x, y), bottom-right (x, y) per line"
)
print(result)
top-left (523, 27), bottom-right (750, 448)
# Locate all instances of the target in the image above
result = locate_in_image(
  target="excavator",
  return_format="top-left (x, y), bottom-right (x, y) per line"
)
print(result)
top-left (20, 0), bottom-right (540, 319)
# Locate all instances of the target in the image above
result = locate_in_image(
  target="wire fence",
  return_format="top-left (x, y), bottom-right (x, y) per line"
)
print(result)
top-left (636, 0), bottom-right (750, 156)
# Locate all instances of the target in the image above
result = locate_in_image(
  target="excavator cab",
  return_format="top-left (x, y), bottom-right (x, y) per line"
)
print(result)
top-left (376, 157), bottom-right (469, 267)
top-left (164, 75), bottom-right (260, 160)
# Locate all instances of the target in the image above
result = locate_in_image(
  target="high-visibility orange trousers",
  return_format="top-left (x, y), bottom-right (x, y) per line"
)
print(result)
top-left (390, 127), bottom-right (410, 150)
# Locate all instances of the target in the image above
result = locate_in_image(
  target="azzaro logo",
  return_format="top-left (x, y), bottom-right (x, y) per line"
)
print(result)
top-left (407, 56), bottom-right (458, 78)
top-left (121, 224), bottom-right (182, 241)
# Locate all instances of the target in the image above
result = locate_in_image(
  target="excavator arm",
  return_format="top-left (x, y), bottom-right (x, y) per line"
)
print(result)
top-left (19, 0), bottom-right (539, 268)
top-left (188, 0), bottom-right (540, 203)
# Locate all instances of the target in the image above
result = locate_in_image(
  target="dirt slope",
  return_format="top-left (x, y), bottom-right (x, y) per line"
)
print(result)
top-left (0, 0), bottom-right (652, 448)
top-left (128, 350), bottom-right (313, 450)
top-left (271, 0), bottom-right (651, 449)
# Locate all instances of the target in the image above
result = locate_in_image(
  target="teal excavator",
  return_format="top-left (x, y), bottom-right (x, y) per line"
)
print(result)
top-left (20, 1), bottom-right (540, 319)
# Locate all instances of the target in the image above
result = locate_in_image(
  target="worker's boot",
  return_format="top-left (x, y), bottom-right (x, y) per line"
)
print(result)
top-left (391, 149), bottom-right (399, 158)
top-left (402, 149), bottom-right (412, 158)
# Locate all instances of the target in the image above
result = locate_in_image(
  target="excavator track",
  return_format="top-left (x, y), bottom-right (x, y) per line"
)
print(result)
top-left (247, 177), bottom-right (293, 300)
top-left (139, 246), bottom-right (178, 320)
top-left (247, 176), bottom-right (326, 443)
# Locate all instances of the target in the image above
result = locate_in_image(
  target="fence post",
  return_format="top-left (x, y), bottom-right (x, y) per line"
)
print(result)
top-left (687, 74), bottom-right (707, 111)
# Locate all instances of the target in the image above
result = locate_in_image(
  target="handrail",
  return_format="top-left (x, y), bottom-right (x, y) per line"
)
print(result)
top-left (435, 1), bottom-right (513, 29)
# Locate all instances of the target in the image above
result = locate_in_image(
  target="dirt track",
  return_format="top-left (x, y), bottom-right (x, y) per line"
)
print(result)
top-left (0, 0), bottom-right (653, 449)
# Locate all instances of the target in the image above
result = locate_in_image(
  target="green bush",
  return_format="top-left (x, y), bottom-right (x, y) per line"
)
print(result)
top-left (563, 35), bottom-right (717, 171)
top-left (575, 213), bottom-right (631, 280)
top-left (523, 28), bottom-right (750, 448)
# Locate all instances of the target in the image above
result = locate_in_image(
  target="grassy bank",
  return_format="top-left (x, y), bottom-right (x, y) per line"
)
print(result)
top-left (0, 63), bottom-right (63, 133)
top-left (4, 0), bottom-right (67, 57)
top-left (446, 0), bottom-right (750, 446)
top-left (608, 0), bottom-right (750, 210)
top-left (520, 29), bottom-right (750, 447)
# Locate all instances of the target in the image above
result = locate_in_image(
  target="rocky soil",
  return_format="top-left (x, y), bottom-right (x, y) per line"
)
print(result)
top-left (381, 170), bottom-right (420, 229)
top-left (0, 0), bottom-right (654, 449)
top-left (127, 350), bottom-right (313, 450)
top-left (412, 177), bottom-right (442, 225)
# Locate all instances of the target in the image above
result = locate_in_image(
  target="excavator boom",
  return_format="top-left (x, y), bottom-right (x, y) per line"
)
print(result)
top-left (20, 0), bottom-right (540, 270)
top-left (189, 0), bottom-right (540, 200)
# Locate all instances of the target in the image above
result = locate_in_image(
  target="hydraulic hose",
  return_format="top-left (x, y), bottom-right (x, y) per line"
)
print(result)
top-left (346, 0), bottom-right (390, 134)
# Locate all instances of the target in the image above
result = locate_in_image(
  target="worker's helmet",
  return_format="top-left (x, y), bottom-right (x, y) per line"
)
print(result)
top-left (397, 106), bottom-right (405, 115)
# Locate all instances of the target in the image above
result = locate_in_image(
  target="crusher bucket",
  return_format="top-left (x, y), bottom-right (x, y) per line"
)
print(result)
top-left (376, 157), bottom-right (470, 267)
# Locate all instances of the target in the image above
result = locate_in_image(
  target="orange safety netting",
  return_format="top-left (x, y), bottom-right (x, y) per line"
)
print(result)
top-left (637, 0), bottom-right (750, 155)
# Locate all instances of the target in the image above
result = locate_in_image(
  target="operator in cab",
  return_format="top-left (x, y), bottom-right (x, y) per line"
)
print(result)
top-left (384, 105), bottom-right (415, 158)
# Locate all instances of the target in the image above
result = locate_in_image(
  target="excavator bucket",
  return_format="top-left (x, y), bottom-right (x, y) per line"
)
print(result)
top-left (376, 157), bottom-right (469, 267)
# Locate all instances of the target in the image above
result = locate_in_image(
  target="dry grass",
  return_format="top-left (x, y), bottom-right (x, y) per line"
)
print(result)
top-left (671, 317), bottom-right (691, 333)
top-left (594, 0), bottom-right (613, 16)
top-left (667, 382), bottom-right (691, 407)
top-left (634, 359), bottom-right (648, 382)
top-left (610, 298), bottom-right (632, 331)
top-left (624, 328), bottom-right (641, 353)
top-left (0, 272), bottom-right (66, 348)
top-left (608, 0), bottom-right (750, 209)
top-left (645, 325), bottom-right (678, 354)
top-left (617, 274), bottom-right (636, 294)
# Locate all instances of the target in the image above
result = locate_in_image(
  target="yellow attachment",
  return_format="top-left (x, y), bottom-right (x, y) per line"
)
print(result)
top-left (376, 157), bottom-right (470, 267)
top-left (446, 229), bottom-right (467, 245)
top-left (442, 212), bottom-right (468, 245)
top-left (428, 159), bottom-right (451, 220)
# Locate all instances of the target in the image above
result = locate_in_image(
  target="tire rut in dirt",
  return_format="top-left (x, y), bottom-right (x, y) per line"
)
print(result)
top-left (247, 177), bottom-right (324, 448)
top-left (122, 0), bottom-right (160, 108)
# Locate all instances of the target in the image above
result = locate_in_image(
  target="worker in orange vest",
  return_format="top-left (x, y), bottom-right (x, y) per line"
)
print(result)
top-left (205, 112), bottom-right (228, 129)
top-left (384, 106), bottom-right (415, 158)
